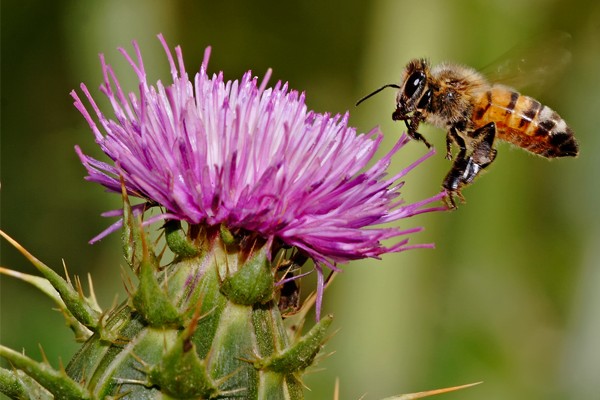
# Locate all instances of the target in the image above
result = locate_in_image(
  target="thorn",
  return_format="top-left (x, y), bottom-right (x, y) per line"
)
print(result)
top-left (120, 264), bottom-right (135, 296)
top-left (75, 275), bottom-right (85, 298)
top-left (109, 293), bottom-right (119, 313)
top-left (155, 227), bottom-right (168, 262)
top-left (323, 327), bottom-right (340, 346)
top-left (111, 389), bottom-right (133, 400)
top-left (215, 252), bottom-right (224, 283)
top-left (128, 351), bottom-right (151, 375)
top-left (236, 354), bottom-right (257, 365)
top-left (62, 260), bottom-right (73, 287)
top-left (38, 344), bottom-right (49, 366)
top-left (314, 350), bottom-right (337, 366)
top-left (140, 223), bottom-right (149, 266)
top-left (248, 236), bottom-right (258, 260)
top-left (214, 365), bottom-right (244, 388)
top-left (113, 377), bottom-right (149, 386)
top-left (217, 387), bottom-right (247, 398)
top-left (162, 268), bottom-right (172, 293)
top-left (384, 381), bottom-right (483, 400)
top-left (304, 366), bottom-right (326, 376)
top-left (334, 378), bottom-right (340, 400)
top-left (96, 294), bottom-right (128, 345)
top-left (276, 263), bottom-right (296, 285)
top-left (273, 250), bottom-right (285, 270)
top-left (78, 363), bottom-right (89, 385)
top-left (223, 249), bottom-right (230, 276)
top-left (295, 374), bottom-right (311, 391)
top-left (183, 295), bottom-right (206, 341)
top-left (128, 350), bottom-right (147, 367)
top-left (87, 273), bottom-right (99, 310)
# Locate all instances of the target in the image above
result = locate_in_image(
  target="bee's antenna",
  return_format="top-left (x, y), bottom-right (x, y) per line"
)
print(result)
top-left (355, 84), bottom-right (401, 106)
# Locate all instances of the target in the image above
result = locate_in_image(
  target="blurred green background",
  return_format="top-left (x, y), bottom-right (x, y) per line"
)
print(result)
top-left (2, 1), bottom-right (599, 399)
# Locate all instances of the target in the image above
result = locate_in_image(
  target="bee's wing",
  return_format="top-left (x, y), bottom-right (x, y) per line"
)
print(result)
top-left (479, 31), bottom-right (572, 95)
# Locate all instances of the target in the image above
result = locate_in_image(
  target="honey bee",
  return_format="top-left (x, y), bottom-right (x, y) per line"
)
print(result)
top-left (357, 57), bottom-right (579, 208)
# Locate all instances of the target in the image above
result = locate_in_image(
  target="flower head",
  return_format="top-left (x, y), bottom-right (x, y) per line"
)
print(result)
top-left (73, 35), bottom-right (445, 312)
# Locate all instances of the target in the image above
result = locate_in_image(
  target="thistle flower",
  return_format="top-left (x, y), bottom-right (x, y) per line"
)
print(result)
top-left (0, 35), bottom-right (446, 399)
top-left (73, 34), bottom-right (445, 314)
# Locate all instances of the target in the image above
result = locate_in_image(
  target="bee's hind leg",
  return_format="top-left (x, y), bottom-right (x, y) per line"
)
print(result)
top-left (470, 122), bottom-right (497, 169)
top-left (442, 146), bottom-right (471, 209)
top-left (443, 188), bottom-right (465, 209)
top-left (442, 122), bottom-right (497, 208)
top-left (445, 128), bottom-right (465, 160)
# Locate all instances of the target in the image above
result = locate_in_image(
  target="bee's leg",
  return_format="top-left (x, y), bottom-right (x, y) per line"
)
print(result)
top-left (278, 271), bottom-right (300, 316)
top-left (442, 122), bottom-right (498, 208)
top-left (442, 146), bottom-right (471, 209)
top-left (470, 122), bottom-right (497, 170)
top-left (396, 112), bottom-right (432, 149)
top-left (443, 189), bottom-right (457, 209)
top-left (443, 189), bottom-right (465, 209)
top-left (445, 134), bottom-right (453, 160)
top-left (445, 128), bottom-right (465, 160)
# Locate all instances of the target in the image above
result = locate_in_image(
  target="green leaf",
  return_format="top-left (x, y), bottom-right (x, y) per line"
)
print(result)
top-left (132, 257), bottom-right (183, 328)
top-left (148, 326), bottom-right (219, 398)
top-left (254, 314), bottom-right (333, 373)
top-left (0, 346), bottom-right (90, 400)
top-left (0, 230), bottom-right (101, 329)
top-left (0, 267), bottom-right (92, 341)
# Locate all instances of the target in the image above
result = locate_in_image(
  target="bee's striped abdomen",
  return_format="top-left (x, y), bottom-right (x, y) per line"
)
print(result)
top-left (472, 85), bottom-right (579, 158)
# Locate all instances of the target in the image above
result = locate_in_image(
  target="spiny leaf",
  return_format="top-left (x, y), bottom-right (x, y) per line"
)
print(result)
top-left (255, 314), bottom-right (333, 373)
top-left (0, 266), bottom-right (64, 307)
top-left (119, 178), bottom-right (159, 273)
top-left (0, 230), bottom-right (101, 329)
top-left (0, 367), bottom-right (43, 400)
top-left (0, 346), bottom-right (91, 400)
top-left (147, 325), bottom-right (218, 398)
top-left (132, 257), bottom-right (182, 327)
top-left (0, 267), bottom-right (94, 341)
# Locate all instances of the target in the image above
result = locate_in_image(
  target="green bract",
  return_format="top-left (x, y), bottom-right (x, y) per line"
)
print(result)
top-left (0, 196), bottom-right (331, 399)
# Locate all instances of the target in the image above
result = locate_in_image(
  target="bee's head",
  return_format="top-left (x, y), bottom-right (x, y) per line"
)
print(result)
top-left (355, 58), bottom-right (433, 122)
top-left (392, 59), bottom-right (432, 121)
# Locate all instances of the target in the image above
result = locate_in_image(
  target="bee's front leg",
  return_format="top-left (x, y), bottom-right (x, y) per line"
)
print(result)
top-left (393, 111), bottom-right (432, 149)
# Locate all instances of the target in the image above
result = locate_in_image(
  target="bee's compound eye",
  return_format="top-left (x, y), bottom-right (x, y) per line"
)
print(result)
top-left (417, 89), bottom-right (432, 109)
top-left (404, 71), bottom-right (426, 98)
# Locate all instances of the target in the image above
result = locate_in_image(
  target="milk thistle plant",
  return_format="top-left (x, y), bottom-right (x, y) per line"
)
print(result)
top-left (1, 35), bottom-right (455, 399)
